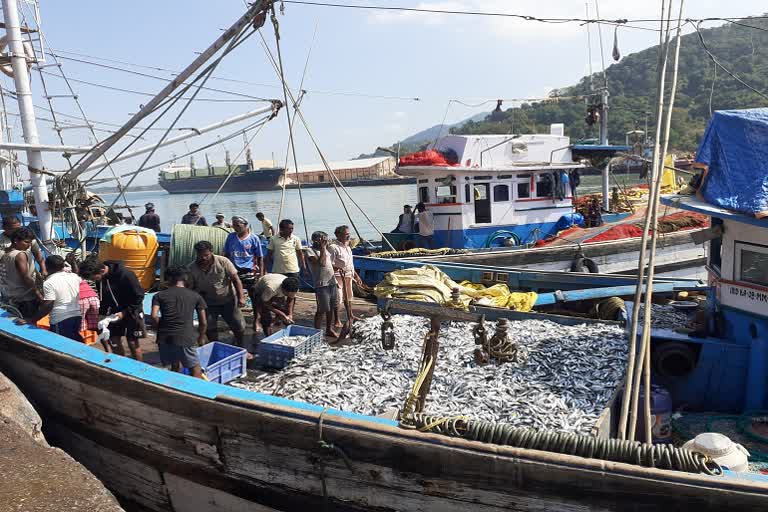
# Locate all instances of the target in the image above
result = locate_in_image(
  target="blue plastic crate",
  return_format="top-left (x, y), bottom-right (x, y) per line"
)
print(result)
top-left (258, 325), bottom-right (323, 369)
top-left (197, 341), bottom-right (247, 384)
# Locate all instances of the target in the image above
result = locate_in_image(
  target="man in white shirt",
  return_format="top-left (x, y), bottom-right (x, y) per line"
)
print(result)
top-left (415, 202), bottom-right (435, 249)
top-left (21, 255), bottom-right (82, 342)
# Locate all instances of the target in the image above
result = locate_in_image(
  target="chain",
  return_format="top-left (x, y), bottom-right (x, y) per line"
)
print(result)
top-left (380, 306), bottom-right (395, 350)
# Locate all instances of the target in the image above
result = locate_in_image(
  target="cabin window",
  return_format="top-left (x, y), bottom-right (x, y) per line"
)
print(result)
top-left (493, 184), bottom-right (510, 202)
top-left (736, 242), bottom-right (768, 287)
top-left (419, 186), bottom-right (429, 204)
top-left (418, 178), bottom-right (429, 184)
top-left (498, 175), bottom-right (513, 180)
top-left (535, 174), bottom-right (554, 198)
top-left (473, 176), bottom-right (493, 181)
top-left (517, 182), bottom-right (531, 199)
top-left (436, 185), bottom-right (457, 203)
top-left (465, 184), bottom-right (471, 203)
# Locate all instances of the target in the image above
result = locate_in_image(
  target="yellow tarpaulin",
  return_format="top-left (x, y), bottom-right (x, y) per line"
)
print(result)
top-left (374, 265), bottom-right (538, 312)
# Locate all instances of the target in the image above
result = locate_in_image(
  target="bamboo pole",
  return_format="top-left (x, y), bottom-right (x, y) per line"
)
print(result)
top-left (619, 0), bottom-right (672, 441)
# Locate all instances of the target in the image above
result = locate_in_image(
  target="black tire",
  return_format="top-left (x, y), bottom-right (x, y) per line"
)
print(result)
top-left (570, 257), bottom-right (599, 273)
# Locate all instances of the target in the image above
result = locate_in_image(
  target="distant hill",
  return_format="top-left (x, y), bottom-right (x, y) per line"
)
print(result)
top-left (456, 18), bottom-right (768, 151)
top-left (366, 18), bottom-right (768, 156)
top-left (357, 112), bottom-right (487, 158)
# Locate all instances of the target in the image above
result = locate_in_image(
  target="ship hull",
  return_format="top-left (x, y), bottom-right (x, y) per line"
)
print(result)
top-left (1, 313), bottom-right (768, 511)
top-left (158, 168), bottom-right (283, 194)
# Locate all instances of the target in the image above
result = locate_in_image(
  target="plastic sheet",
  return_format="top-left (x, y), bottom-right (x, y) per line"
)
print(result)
top-left (697, 109), bottom-right (768, 218)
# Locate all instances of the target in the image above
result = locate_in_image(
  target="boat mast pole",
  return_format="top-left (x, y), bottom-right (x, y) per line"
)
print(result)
top-left (600, 87), bottom-right (610, 211)
top-left (2, 0), bottom-right (52, 238)
top-left (66, 0), bottom-right (273, 181)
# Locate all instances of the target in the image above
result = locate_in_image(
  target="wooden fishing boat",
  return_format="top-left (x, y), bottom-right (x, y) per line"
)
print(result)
top-left (1, 315), bottom-right (767, 512)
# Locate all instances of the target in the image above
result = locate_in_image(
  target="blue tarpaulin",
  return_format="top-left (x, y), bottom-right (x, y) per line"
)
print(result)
top-left (697, 109), bottom-right (768, 218)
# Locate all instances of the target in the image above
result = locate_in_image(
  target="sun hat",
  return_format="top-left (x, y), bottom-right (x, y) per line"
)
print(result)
top-left (682, 433), bottom-right (750, 472)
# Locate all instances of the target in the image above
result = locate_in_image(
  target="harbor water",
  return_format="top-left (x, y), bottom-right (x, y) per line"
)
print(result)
top-left (101, 174), bottom-right (644, 240)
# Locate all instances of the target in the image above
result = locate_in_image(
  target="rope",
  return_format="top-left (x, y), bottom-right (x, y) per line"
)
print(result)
top-left (403, 413), bottom-right (722, 476)
top-left (258, 33), bottom-right (394, 251)
top-left (270, 8), bottom-right (310, 243)
top-left (316, 406), bottom-right (353, 507)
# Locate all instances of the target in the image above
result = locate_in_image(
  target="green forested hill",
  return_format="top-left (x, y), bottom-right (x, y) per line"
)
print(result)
top-left (453, 19), bottom-right (768, 152)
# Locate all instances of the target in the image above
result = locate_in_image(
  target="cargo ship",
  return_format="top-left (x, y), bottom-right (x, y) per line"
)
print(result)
top-left (157, 161), bottom-right (283, 194)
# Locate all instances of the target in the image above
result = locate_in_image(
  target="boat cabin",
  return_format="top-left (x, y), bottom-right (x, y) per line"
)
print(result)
top-left (396, 127), bottom-right (584, 249)
top-left (653, 109), bottom-right (768, 413)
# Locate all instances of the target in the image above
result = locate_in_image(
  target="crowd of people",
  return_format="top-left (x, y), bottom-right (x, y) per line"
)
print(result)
top-left (0, 211), bottom-right (364, 380)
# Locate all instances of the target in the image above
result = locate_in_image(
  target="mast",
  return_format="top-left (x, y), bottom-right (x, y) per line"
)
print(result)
top-left (2, 0), bottom-right (52, 237)
top-left (66, 0), bottom-right (273, 180)
top-left (600, 87), bottom-right (610, 211)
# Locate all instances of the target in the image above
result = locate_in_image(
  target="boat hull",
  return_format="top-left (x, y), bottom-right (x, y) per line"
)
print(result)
top-left (158, 168), bottom-right (283, 194)
top-left (1, 315), bottom-right (767, 511)
top-left (358, 229), bottom-right (708, 287)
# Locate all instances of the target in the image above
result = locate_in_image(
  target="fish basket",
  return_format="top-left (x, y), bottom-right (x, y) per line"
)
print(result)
top-left (197, 341), bottom-right (247, 384)
top-left (258, 325), bottom-right (323, 369)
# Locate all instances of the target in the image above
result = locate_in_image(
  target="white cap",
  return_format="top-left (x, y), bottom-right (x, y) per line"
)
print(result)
top-left (682, 433), bottom-right (750, 472)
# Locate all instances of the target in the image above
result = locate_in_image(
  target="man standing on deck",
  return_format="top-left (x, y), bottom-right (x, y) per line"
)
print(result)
top-left (266, 219), bottom-right (305, 279)
top-left (415, 203), bottom-right (435, 249)
top-left (329, 225), bottom-right (362, 327)
top-left (181, 203), bottom-right (208, 226)
top-left (138, 203), bottom-right (161, 232)
top-left (187, 240), bottom-right (247, 347)
top-left (392, 204), bottom-right (415, 233)
top-left (211, 213), bottom-right (231, 229)
top-left (1, 216), bottom-right (47, 277)
top-left (224, 216), bottom-right (264, 278)
top-left (306, 231), bottom-right (339, 337)
top-left (256, 212), bottom-right (274, 238)
top-left (151, 267), bottom-right (207, 378)
top-left (79, 257), bottom-right (146, 361)
top-left (250, 274), bottom-right (299, 336)
top-left (0, 228), bottom-right (42, 319)
top-left (19, 255), bottom-right (82, 342)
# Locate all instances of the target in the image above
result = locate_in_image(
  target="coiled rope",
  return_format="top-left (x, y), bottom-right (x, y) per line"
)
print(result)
top-left (169, 224), bottom-right (232, 268)
top-left (401, 413), bottom-right (722, 476)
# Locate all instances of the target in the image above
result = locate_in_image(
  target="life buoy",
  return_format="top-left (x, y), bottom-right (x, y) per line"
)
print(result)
top-left (570, 256), bottom-right (599, 273)
top-left (0, 35), bottom-right (35, 78)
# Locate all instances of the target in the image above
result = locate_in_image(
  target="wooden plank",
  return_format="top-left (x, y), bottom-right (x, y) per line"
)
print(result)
top-left (46, 423), bottom-right (171, 512)
top-left (164, 473), bottom-right (280, 512)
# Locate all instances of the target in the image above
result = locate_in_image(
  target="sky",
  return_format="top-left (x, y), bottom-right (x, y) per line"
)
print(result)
top-left (2, 0), bottom-right (765, 186)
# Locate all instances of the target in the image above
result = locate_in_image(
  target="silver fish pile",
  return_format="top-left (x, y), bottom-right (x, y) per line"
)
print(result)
top-left (265, 335), bottom-right (309, 347)
top-left (236, 315), bottom-right (628, 435)
top-left (637, 303), bottom-right (691, 330)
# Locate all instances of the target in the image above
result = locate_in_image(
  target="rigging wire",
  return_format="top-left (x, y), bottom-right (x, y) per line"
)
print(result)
top-left (85, 23), bottom-right (254, 202)
top-left (278, 22), bottom-right (318, 224)
top-left (46, 53), bottom-right (274, 102)
top-left (85, 115), bottom-right (274, 184)
top-left (201, 119), bottom-right (271, 205)
top-left (48, 47), bottom-right (421, 102)
top-left (281, 1), bottom-right (768, 25)
top-left (692, 20), bottom-right (768, 102)
top-left (28, 22), bottom-right (137, 218)
top-left (258, 30), bottom-right (395, 250)
top-left (268, 9), bottom-right (310, 243)
top-left (37, 70), bottom-right (265, 103)
top-left (79, 26), bottom-right (256, 187)
top-left (593, 0), bottom-right (608, 89)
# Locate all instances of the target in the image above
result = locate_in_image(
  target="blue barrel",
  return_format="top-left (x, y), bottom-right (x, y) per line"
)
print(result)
top-left (635, 385), bottom-right (673, 444)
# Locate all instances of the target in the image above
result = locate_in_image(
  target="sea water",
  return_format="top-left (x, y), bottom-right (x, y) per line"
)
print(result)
top-left (100, 174), bottom-right (643, 240)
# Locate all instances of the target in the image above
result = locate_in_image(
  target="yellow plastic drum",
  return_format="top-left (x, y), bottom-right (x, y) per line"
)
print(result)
top-left (99, 229), bottom-right (158, 290)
